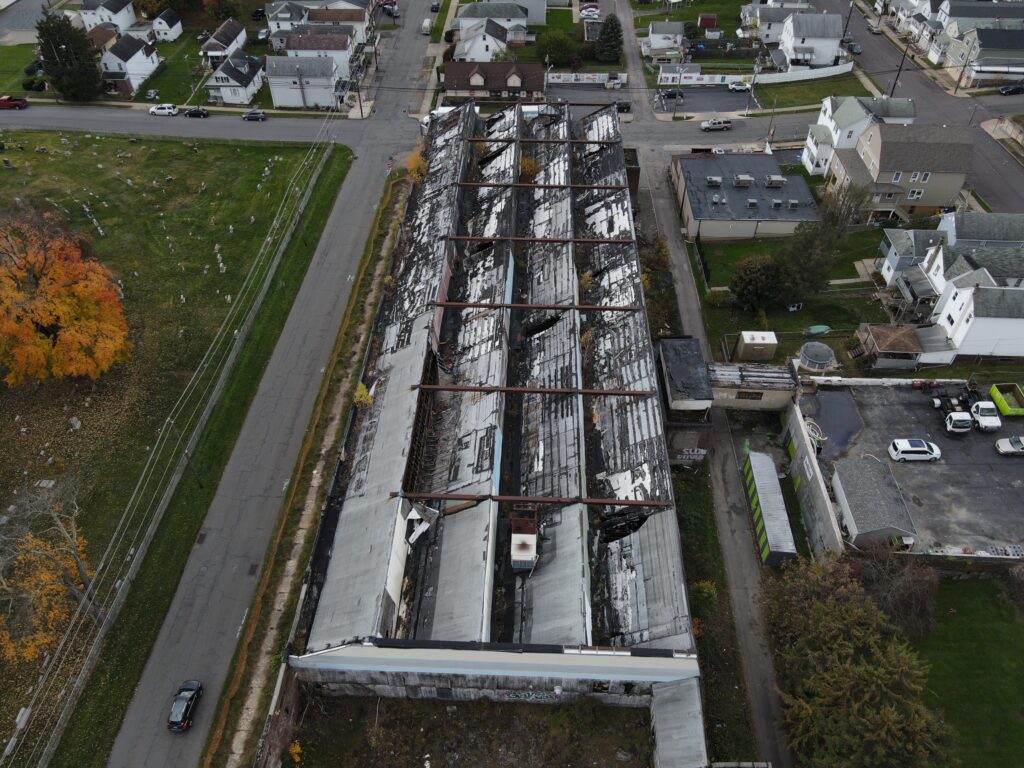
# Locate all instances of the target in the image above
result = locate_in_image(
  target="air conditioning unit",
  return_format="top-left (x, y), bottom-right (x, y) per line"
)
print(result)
top-left (765, 174), bottom-right (787, 188)
top-left (712, 193), bottom-right (720, 204)
top-left (771, 199), bottom-right (783, 209)
top-left (706, 175), bottom-right (723, 186)
top-left (747, 198), bottom-right (758, 208)
top-left (733, 174), bottom-right (755, 187)
top-left (788, 199), bottom-right (800, 209)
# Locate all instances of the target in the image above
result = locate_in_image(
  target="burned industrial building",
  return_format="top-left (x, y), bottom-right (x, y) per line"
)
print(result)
top-left (290, 103), bottom-right (707, 767)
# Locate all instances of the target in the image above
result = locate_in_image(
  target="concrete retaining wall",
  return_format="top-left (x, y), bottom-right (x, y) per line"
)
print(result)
top-left (782, 403), bottom-right (844, 556)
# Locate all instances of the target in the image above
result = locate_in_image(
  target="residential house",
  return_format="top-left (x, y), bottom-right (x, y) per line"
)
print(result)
top-left (669, 153), bottom-right (820, 240)
top-left (641, 21), bottom-right (688, 60)
top-left (778, 12), bottom-right (842, 68)
top-left (455, 2), bottom-right (528, 35)
top-left (454, 18), bottom-right (511, 62)
top-left (202, 17), bottom-right (247, 66)
top-left (86, 24), bottom-right (119, 54)
top-left (206, 51), bottom-right (265, 105)
top-left (946, 28), bottom-right (1024, 85)
top-left (937, 0), bottom-right (1024, 30)
top-left (152, 8), bottom-right (183, 41)
top-left (478, 0), bottom-right (544, 25)
top-left (285, 30), bottom-right (352, 77)
top-left (827, 123), bottom-right (972, 221)
top-left (738, 5), bottom-right (812, 44)
top-left (307, 6), bottom-right (369, 43)
top-left (100, 34), bottom-right (160, 95)
top-left (802, 95), bottom-right (916, 177)
top-left (80, 0), bottom-right (136, 33)
top-left (442, 60), bottom-right (544, 99)
top-left (267, 0), bottom-right (310, 34)
top-left (876, 226), bottom-right (948, 289)
top-left (266, 55), bottom-right (340, 108)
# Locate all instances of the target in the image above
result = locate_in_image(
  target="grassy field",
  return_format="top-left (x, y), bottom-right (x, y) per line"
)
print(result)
top-left (914, 579), bottom-right (1024, 768)
top-left (674, 466), bottom-right (757, 762)
top-left (632, 0), bottom-right (742, 31)
top-left (132, 36), bottom-right (207, 104)
top-left (48, 146), bottom-right (351, 768)
top-left (0, 44), bottom-right (39, 96)
top-left (0, 130), bottom-right (350, 763)
top-left (754, 73), bottom-right (870, 109)
top-left (295, 695), bottom-right (654, 767)
top-left (700, 228), bottom-right (880, 287)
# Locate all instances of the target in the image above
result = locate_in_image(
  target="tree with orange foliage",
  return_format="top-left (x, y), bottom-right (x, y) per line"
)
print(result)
top-left (0, 484), bottom-right (102, 665)
top-left (0, 217), bottom-right (131, 387)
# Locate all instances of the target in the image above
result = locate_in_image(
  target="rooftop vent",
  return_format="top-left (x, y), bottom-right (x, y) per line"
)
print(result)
top-left (706, 175), bottom-right (723, 186)
top-left (765, 174), bottom-right (787, 188)
top-left (733, 174), bottom-right (755, 187)
top-left (788, 199), bottom-right (799, 209)
top-left (510, 517), bottom-right (539, 571)
top-left (712, 193), bottom-right (720, 204)
top-left (747, 198), bottom-right (758, 208)
top-left (771, 199), bottom-right (782, 209)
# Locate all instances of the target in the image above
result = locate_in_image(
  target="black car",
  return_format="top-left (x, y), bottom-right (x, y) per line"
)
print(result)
top-left (251, 7), bottom-right (266, 19)
top-left (167, 680), bottom-right (203, 732)
top-left (660, 89), bottom-right (684, 100)
top-left (430, 0), bottom-right (440, 10)
top-left (242, 109), bottom-right (267, 121)
top-left (999, 83), bottom-right (1024, 95)
top-left (616, 100), bottom-right (631, 113)
top-left (184, 107), bottom-right (210, 118)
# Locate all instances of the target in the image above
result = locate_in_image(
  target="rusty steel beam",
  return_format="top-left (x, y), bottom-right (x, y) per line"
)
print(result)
top-left (391, 491), bottom-right (671, 508)
top-left (446, 235), bottom-right (632, 244)
top-left (431, 301), bottom-right (641, 312)
top-left (413, 383), bottom-right (653, 397)
top-left (457, 181), bottom-right (626, 190)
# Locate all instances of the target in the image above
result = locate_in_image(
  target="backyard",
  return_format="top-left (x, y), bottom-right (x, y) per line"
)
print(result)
top-left (132, 35), bottom-right (208, 104)
top-left (0, 130), bottom-right (351, 764)
top-left (754, 73), bottom-right (871, 109)
top-left (632, 0), bottom-right (743, 32)
top-left (0, 43), bottom-right (47, 98)
top-left (914, 578), bottom-right (1024, 768)
top-left (293, 695), bottom-right (654, 767)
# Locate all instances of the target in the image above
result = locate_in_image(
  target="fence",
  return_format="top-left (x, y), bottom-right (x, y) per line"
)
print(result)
top-left (546, 72), bottom-right (629, 85)
top-left (658, 61), bottom-right (854, 87)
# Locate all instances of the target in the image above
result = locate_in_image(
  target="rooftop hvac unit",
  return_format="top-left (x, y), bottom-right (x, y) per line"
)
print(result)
top-left (765, 174), bottom-right (787, 188)
top-left (747, 198), bottom-right (758, 208)
top-left (510, 517), bottom-right (539, 571)
top-left (788, 199), bottom-right (800, 209)
top-left (771, 199), bottom-right (782, 209)
top-left (706, 175), bottom-right (723, 186)
top-left (733, 174), bottom-right (755, 187)
top-left (712, 193), bottom-right (720, 204)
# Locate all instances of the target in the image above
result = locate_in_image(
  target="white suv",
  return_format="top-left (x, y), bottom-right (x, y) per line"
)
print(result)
top-left (728, 81), bottom-right (751, 92)
top-left (149, 103), bottom-right (179, 116)
top-left (888, 439), bottom-right (941, 462)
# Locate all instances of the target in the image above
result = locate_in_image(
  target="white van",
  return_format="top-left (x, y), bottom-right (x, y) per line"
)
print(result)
top-left (421, 18), bottom-right (432, 34)
top-left (888, 439), bottom-right (941, 462)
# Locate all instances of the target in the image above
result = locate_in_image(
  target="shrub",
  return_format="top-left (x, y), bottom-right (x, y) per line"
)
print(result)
top-left (443, 28), bottom-right (455, 44)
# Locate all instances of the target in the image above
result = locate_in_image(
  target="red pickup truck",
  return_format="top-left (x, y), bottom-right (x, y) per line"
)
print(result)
top-left (0, 96), bottom-right (29, 109)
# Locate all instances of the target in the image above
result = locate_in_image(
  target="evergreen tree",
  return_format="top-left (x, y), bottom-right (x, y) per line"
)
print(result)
top-left (595, 14), bottom-right (624, 63)
top-left (36, 11), bottom-right (102, 101)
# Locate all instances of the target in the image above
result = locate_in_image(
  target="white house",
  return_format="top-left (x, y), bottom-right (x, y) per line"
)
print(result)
top-left (100, 34), bottom-right (160, 95)
top-left (478, 0), bottom-right (544, 25)
top-left (455, 2), bottom-right (528, 35)
top-left (202, 18), bottom-right (247, 66)
top-left (206, 51), bottom-right (265, 105)
top-left (738, 4), bottom-right (813, 44)
top-left (153, 8), bottom-right (183, 41)
top-left (80, 0), bottom-right (136, 33)
top-left (266, 55), bottom-right (339, 108)
top-left (285, 30), bottom-right (352, 78)
top-left (454, 18), bottom-right (509, 62)
top-left (802, 95), bottom-right (916, 176)
top-left (266, 0), bottom-right (310, 34)
top-left (778, 12), bottom-right (842, 68)
top-left (641, 21), bottom-right (687, 59)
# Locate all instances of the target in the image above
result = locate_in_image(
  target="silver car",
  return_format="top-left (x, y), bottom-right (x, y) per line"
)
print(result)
top-left (996, 435), bottom-right (1024, 456)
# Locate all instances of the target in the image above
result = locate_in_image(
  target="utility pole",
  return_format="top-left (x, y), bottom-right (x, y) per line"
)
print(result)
top-left (953, 56), bottom-right (969, 95)
top-left (744, 63), bottom-right (759, 116)
top-left (843, 0), bottom-right (855, 39)
top-left (890, 37), bottom-right (911, 96)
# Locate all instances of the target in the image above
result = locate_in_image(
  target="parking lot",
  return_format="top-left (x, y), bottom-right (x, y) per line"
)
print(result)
top-left (801, 385), bottom-right (1024, 556)
top-left (653, 87), bottom-right (755, 115)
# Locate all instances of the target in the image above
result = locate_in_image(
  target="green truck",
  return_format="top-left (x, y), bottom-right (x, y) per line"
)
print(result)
top-left (989, 383), bottom-right (1024, 417)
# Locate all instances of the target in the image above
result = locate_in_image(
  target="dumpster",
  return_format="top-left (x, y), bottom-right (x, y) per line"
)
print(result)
top-left (990, 383), bottom-right (1024, 417)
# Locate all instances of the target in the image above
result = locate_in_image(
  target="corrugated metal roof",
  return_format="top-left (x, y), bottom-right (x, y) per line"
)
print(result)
top-left (746, 452), bottom-right (797, 557)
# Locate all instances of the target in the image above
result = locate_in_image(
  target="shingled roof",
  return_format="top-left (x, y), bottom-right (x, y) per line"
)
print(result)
top-left (873, 123), bottom-right (973, 174)
top-left (444, 60), bottom-right (544, 91)
top-left (456, 2), bottom-right (527, 19)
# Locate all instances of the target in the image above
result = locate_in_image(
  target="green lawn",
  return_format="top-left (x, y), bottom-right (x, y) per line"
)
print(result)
top-left (754, 73), bottom-right (870, 109)
top-left (544, 7), bottom-right (576, 30)
top-left (133, 36), bottom-right (207, 104)
top-left (633, 0), bottom-right (742, 31)
top-left (701, 228), bottom-right (881, 287)
top-left (432, 0), bottom-right (454, 42)
top-left (914, 579), bottom-right (1024, 768)
top-left (49, 146), bottom-right (352, 768)
top-left (674, 466), bottom-right (757, 762)
top-left (0, 43), bottom-right (43, 96)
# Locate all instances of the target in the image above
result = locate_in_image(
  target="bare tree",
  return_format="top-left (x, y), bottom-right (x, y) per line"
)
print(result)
top-left (854, 543), bottom-right (939, 637)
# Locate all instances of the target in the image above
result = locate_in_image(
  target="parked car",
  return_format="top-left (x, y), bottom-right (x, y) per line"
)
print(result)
top-left (0, 95), bottom-right (29, 110)
top-left (580, 2), bottom-right (599, 9)
top-left (242, 109), bottom-right (267, 121)
top-left (145, 88), bottom-right (160, 99)
top-left (710, 147), bottom-right (726, 155)
top-left (251, 7), bottom-right (266, 19)
top-left (659, 88), bottom-right (684, 100)
top-left (167, 680), bottom-right (203, 732)
top-left (258, 28), bottom-right (271, 42)
top-left (421, 17), bottom-right (432, 34)
top-left (995, 435), bottom-right (1024, 455)
top-left (149, 103), bottom-right (179, 116)
top-left (700, 117), bottom-right (732, 131)
top-left (616, 100), bottom-right (631, 113)
top-left (382, 4), bottom-right (400, 17)
top-left (430, 0), bottom-right (440, 9)
top-left (184, 107), bottom-right (210, 118)
top-left (847, 42), bottom-right (863, 54)
top-left (196, 30), bottom-right (211, 41)
top-left (999, 83), bottom-right (1024, 95)
top-left (841, 31), bottom-right (853, 43)
top-left (867, 21), bottom-right (882, 33)
top-left (727, 81), bottom-right (750, 92)
top-left (888, 439), bottom-right (941, 462)
top-left (580, 8), bottom-right (601, 19)
top-left (971, 400), bottom-right (1002, 431)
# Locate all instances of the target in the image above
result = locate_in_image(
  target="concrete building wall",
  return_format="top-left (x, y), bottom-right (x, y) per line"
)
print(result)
top-left (712, 386), bottom-right (793, 410)
top-left (783, 403), bottom-right (844, 555)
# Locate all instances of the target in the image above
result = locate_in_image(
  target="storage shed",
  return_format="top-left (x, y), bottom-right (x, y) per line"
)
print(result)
top-left (743, 452), bottom-right (798, 565)
top-left (832, 457), bottom-right (917, 548)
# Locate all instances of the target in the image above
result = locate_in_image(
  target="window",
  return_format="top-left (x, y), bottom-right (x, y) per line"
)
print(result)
top-left (952, 291), bottom-right (958, 302)
top-left (885, 192), bottom-right (895, 200)
top-left (892, 171), bottom-right (902, 182)
top-left (966, 313), bottom-right (973, 323)
top-left (921, 172), bottom-right (931, 183)
top-left (910, 171), bottom-right (919, 182)
top-left (736, 391), bottom-right (764, 401)
top-left (846, 129), bottom-right (853, 138)
top-left (908, 188), bottom-right (923, 200)
top-left (946, 313), bottom-right (955, 326)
